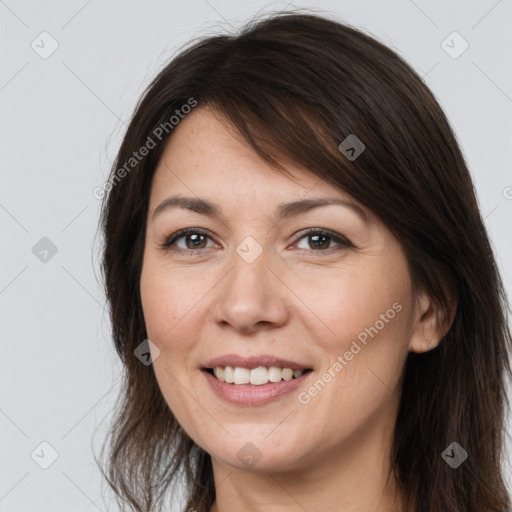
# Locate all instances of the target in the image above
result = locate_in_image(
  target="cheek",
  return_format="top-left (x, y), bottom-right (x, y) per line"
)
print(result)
top-left (140, 264), bottom-right (209, 439)
top-left (290, 259), bottom-right (410, 352)
top-left (288, 257), bottom-right (412, 418)
top-left (140, 264), bottom-right (206, 346)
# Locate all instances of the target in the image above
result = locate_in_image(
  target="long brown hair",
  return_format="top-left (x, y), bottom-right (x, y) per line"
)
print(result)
top-left (96, 9), bottom-right (512, 512)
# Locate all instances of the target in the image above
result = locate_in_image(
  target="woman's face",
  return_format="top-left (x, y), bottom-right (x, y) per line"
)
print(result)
top-left (140, 106), bottom-right (430, 474)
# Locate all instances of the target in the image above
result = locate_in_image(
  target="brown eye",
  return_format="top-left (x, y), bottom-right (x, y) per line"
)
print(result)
top-left (308, 233), bottom-right (331, 250)
top-left (160, 228), bottom-right (217, 253)
top-left (182, 233), bottom-right (208, 250)
top-left (295, 229), bottom-right (352, 252)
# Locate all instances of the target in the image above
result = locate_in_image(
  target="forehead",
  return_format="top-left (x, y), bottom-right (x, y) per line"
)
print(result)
top-left (150, 106), bottom-right (364, 213)
top-left (153, 107), bottom-right (312, 190)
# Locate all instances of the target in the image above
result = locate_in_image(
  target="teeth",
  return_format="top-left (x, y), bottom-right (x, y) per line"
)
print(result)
top-left (282, 368), bottom-right (293, 381)
top-left (210, 366), bottom-right (306, 385)
top-left (224, 366), bottom-right (234, 383)
top-left (268, 366), bottom-right (283, 382)
top-left (250, 367), bottom-right (268, 385)
top-left (233, 367), bottom-right (250, 385)
top-left (213, 367), bottom-right (224, 381)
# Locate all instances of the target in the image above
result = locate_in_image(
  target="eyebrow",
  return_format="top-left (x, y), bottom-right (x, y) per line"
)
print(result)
top-left (151, 194), bottom-right (371, 224)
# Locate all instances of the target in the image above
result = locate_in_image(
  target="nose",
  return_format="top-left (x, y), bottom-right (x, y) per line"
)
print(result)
top-left (212, 247), bottom-right (289, 334)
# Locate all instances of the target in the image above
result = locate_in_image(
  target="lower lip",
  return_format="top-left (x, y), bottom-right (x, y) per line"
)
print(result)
top-left (202, 370), bottom-right (312, 406)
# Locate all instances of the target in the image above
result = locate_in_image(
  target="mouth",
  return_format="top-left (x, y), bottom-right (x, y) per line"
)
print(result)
top-left (200, 354), bottom-right (314, 405)
top-left (202, 366), bottom-right (313, 385)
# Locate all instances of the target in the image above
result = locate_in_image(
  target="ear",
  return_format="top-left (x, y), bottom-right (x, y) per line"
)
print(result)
top-left (408, 289), bottom-right (457, 354)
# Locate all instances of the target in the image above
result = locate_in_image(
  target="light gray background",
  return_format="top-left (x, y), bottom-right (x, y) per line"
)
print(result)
top-left (1, 1), bottom-right (511, 510)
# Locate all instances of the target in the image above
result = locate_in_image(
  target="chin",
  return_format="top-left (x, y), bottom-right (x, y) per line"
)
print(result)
top-left (202, 429), bottom-right (311, 473)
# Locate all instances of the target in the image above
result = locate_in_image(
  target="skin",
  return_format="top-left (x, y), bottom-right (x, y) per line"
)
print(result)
top-left (140, 105), bottom-right (452, 512)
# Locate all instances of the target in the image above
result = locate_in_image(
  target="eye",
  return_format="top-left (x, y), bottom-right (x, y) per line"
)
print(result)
top-left (293, 228), bottom-right (353, 253)
top-left (159, 228), bottom-right (218, 254)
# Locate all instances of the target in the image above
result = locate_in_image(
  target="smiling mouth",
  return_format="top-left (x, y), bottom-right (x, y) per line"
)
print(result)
top-left (203, 366), bottom-right (313, 386)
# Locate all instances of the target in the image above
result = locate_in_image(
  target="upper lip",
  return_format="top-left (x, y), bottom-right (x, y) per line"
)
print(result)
top-left (202, 354), bottom-right (312, 371)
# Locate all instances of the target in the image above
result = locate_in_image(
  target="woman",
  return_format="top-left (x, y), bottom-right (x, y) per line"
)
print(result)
top-left (96, 10), bottom-right (512, 512)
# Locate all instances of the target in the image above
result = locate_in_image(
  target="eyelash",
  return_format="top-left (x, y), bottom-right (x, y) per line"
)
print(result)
top-left (158, 227), bottom-right (353, 256)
